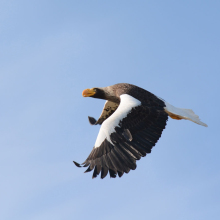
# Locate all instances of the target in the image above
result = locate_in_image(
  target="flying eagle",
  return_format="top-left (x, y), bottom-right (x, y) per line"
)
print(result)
top-left (73, 83), bottom-right (207, 179)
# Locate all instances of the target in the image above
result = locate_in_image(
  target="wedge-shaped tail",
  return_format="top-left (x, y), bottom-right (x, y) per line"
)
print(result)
top-left (164, 101), bottom-right (208, 127)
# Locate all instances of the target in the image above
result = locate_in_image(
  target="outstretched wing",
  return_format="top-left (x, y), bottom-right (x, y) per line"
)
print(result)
top-left (88, 100), bottom-right (119, 125)
top-left (74, 94), bottom-right (168, 179)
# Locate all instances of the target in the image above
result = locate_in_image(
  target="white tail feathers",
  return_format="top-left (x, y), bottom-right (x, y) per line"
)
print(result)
top-left (164, 101), bottom-right (208, 127)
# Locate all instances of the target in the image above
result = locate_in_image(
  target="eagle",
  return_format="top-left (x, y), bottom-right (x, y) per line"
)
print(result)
top-left (73, 83), bottom-right (207, 179)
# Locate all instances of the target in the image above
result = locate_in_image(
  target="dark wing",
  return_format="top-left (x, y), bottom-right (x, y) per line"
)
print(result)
top-left (74, 94), bottom-right (168, 179)
top-left (88, 100), bottom-right (119, 125)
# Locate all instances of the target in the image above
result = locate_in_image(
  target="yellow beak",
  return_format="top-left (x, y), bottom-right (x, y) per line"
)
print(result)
top-left (82, 88), bottom-right (96, 97)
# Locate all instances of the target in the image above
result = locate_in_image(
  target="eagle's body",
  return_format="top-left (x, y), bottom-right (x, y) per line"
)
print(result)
top-left (74, 83), bottom-right (207, 179)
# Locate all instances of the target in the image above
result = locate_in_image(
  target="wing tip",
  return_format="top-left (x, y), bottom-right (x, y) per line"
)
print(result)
top-left (73, 161), bottom-right (82, 167)
top-left (88, 116), bottom-right (97, 125)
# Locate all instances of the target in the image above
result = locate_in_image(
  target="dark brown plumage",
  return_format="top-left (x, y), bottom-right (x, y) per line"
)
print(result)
top-left (74, 83), bottom-right (207, 179)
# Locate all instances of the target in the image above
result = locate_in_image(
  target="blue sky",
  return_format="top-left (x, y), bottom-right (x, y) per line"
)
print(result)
top-left (0, 1), bottom-right (219, 219)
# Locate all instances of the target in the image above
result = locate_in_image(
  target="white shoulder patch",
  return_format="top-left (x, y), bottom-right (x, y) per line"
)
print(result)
top-left (94, 94), bottom-right (141, 148)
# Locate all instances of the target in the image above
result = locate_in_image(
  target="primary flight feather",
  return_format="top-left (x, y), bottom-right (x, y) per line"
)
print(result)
top-left (73, 83), bottom-right (207, 179)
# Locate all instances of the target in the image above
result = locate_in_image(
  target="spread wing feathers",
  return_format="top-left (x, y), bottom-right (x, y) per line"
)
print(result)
top-left (88, 101), bottom-right (119, 125)
top-left (74, 95), bottom-right (168, 179)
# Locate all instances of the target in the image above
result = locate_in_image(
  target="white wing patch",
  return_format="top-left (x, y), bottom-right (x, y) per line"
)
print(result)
top-left (94, 94), bottom-right (141, 148)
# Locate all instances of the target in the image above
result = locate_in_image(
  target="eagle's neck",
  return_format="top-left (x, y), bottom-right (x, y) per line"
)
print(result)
top-left (101, 86), bottom-right (120, 104)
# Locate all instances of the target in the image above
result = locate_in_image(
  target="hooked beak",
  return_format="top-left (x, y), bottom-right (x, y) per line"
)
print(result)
top-left (82, 88), bottom-right (96, 97)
